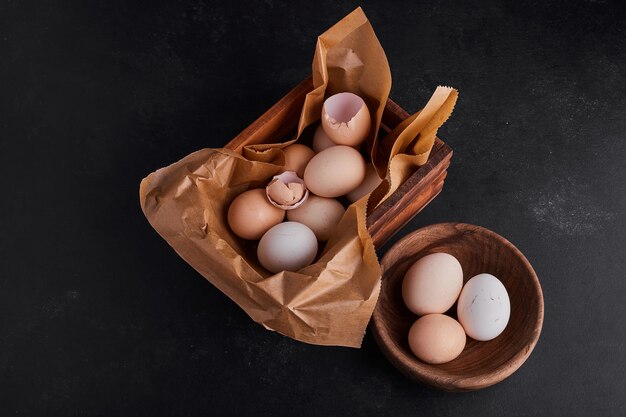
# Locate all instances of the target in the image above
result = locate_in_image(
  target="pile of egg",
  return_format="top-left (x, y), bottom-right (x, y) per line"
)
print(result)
top-left (401, 253), bottom-right (511, 364)
top-left (227, 92), bottom-right (382, 273)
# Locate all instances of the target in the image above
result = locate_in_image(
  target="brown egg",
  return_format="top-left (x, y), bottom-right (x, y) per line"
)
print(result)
top-left (227, 189), bottom-right (285, 240)
top-left (303, 146), bottom-right (366, 198)
top-left (321, 92), bottom-right (371, 146)
top-left (312, 125), bottom-right (336, 152)
top-left (408, 314), bottom-right (466, 364)
top-left (346, 163), bottom-right (383, 202)
top-left (286, 195), bottom-right (346, 241)
top-left (283, 144), bottom-right (315, 177)
top-left (313, 124), bottom-right (361, 153)
top-left (402, 252), bottom-right (463, 316)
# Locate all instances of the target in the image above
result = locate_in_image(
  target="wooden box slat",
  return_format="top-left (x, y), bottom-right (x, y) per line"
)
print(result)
top-left (224, 77), bottom-right (453, 249)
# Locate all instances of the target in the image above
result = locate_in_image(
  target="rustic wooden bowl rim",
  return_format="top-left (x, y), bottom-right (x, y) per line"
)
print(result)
top-left (371, 222), bottom-right (544, 391)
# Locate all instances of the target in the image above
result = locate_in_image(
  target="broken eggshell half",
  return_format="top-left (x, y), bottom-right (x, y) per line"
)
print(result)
top-left (321, 92), bottom-right (371, 147)
top-left (266, 171), bottom-right (309, 210)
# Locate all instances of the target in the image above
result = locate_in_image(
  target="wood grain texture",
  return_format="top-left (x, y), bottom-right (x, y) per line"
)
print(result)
top-left (224, 77), bottom-right (452, 249)
top-left (366, 145), bottom-right (452, 248)
top-left (371, 223), bottom-right (544, 391)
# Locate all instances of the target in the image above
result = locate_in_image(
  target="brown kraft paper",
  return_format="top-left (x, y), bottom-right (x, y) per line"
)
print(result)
top-left (139, 7), bottom-right (457, 347)
top-left (369, 86), bottom-right (458, 209)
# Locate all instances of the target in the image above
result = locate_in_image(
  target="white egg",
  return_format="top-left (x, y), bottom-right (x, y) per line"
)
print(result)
top-left (257, 222), bottom-right (318, 273)
top-left (457, 273), bottom-right (511, 341)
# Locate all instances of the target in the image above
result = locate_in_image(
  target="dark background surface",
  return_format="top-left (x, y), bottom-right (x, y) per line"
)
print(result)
top-left (2, 0), bottom-right (625, 415)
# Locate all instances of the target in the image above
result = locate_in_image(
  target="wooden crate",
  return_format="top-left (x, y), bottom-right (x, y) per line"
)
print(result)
top-left (224, 77), bottom-right (453, 249)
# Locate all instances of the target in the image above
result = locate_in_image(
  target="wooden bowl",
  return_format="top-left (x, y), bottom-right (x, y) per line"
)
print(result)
top-left (371, 223), bottom-right (544, 391)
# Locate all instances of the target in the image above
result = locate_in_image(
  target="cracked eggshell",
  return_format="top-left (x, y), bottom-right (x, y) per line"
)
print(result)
top-left (321, 92), bottom-right (371, 146)
top-left (457, 273), bottom-right (511, 341)
top-left (283, 144), bottom-right (315, 177)
top-left (266, 171), bottom-right (309, 210)
top-left (303, 145), bottom-right (366, 198)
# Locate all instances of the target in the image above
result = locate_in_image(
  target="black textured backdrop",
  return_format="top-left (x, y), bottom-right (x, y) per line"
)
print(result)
top-left (2, 1), bottom-right (625, 416)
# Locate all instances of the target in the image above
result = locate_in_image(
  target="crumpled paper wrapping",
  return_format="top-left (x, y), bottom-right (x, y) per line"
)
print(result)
top-left (296, 7), bottom-right (391, 149)
top-left (369, 86), bottom-right (458, 208)
top-left (140, 146), bottom-right (380, 347)
top-left (139, 7), bottom-right (457, 348)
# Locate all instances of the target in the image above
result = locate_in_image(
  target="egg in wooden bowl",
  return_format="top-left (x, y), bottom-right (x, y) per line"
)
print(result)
top-left (371, 223), bottom-right (544, 391)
